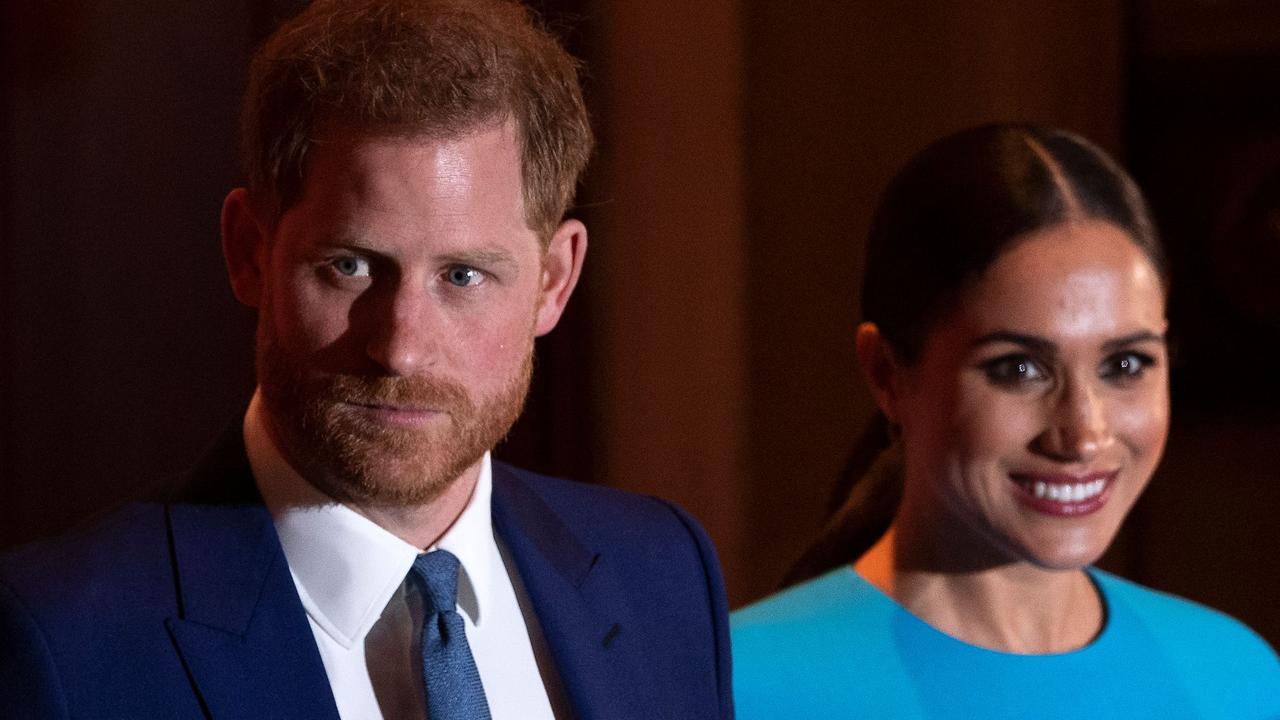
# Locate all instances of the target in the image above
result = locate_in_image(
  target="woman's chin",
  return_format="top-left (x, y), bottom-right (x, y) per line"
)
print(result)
top-left (1016, 534), bottom-right (1114, 573)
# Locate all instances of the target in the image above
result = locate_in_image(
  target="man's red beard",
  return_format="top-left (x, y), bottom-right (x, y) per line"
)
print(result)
top-left (255, 322), bottom-right (532, 507)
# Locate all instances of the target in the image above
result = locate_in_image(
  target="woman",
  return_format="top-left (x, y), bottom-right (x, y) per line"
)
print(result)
top-left (731, 124), bottom-right (1280, 718)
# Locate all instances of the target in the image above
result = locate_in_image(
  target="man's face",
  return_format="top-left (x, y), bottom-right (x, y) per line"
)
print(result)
top-left (232, 122), bottom-right (582, 506)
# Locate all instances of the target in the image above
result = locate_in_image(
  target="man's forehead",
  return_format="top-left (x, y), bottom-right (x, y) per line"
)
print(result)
top-left (299, 119), bottom-right (523, 201)
top-left (273, 121), bottom-right (535, 249)
top-left (309, 114), bottom-right (519, 154)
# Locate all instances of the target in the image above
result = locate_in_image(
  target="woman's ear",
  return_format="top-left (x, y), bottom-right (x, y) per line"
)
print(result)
top-left (855, 322), bottom-right (904, 424)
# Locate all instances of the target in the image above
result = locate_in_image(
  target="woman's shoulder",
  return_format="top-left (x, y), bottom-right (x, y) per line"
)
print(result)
top-left (730, 567), bottom-right (895, 656)
top-left (731, 566), bottom-right (890, 633)
top-left (1094, 569), bottom-right (1276, 655)
top-left (730, 568), bottom-right (912, 717)
top-left (1092, 569), bottom-right (1280, 704)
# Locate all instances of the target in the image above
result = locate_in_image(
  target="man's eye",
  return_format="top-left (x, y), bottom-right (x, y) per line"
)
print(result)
top-left (331, 256), bottom-right (370, 278)
top-left (1101, 351), bottom-right (1155, 381)
top-left (980, 354), bottom-right (1048, 387)
top-left (445, 266), bottom-right (484, 287)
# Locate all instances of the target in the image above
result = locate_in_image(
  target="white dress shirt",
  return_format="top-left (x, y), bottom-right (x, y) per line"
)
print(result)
top-left (244, 393), bottom-right (566, 719)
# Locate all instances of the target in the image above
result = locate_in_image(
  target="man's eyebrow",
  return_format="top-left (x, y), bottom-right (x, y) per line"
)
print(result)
top-left (443, 248), bottom-right (518, 267)
top-left (317, 238), bottom-right (392, 261)
top-left (972, 331), bottom-right (1057, 354)
top-left (317, 233), bottom-right (378, 250)
top-left (314, 240), bottom-right (519, 268)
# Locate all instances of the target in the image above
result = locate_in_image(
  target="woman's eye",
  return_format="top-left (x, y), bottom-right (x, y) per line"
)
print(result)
top-left (980, 354), bottom-right (1048, 387)
top-left (1101, 351), bottom-right (1155, 381)
top-left (445, 266), bottom-right (485, 287)
top-left (330, 256), bottom-right (370, 278)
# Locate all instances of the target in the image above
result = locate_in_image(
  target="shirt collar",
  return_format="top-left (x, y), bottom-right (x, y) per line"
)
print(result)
top-left (243, 390), bottom-right (497, 649)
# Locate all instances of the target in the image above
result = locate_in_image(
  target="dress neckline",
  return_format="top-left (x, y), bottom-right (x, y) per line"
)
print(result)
top-left (844, 566), bottom-right (1114, 659)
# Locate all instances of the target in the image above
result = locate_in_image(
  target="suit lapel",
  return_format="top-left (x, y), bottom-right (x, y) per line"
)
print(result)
top-left (164, 428), bottom-right (341, 720)
top-left (163, 431), bottom-right (667, 718)
top-left (491, 465), bottom-right (667, 719)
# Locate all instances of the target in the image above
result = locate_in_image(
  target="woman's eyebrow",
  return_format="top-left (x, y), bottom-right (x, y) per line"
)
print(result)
top-left (972, 331), bottom-right (1056, 354)
top-left (970, 330), bottom-right (1168, 355)
top-left (1101, 331), bottom-right (1167, 353)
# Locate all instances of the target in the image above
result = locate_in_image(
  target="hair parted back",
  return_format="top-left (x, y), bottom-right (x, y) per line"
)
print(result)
top-left (863, 123), bottom-right (1167, 365)
top-left (785, 123), bottom-right (1168, 586)
top-left (241, 0), bottom-right (593, 240)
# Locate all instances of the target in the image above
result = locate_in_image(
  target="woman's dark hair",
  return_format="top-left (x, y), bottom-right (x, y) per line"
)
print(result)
top-left (784, 123), bottom-right (1168, 586)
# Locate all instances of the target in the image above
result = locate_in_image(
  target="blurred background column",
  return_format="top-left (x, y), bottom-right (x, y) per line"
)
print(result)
top-left (588, 0), bottom-right (750, 594)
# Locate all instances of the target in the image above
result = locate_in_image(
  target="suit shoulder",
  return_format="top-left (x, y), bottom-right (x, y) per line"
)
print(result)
top-left (0, 503), bottom-right (175, 620)
top-left (493, 461), bottom-right (726, 613)
top-left (494, 461), bottom-right (709, 542)
top-left (493, 463), bottom-right (733, 718)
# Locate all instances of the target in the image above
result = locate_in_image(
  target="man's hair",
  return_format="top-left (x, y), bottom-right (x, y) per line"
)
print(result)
top-left (241, 0), bottom-right (593, 240)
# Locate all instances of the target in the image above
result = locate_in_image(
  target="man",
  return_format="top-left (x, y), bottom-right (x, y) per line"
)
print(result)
top-left (0, 1), bottom-right (732, 718)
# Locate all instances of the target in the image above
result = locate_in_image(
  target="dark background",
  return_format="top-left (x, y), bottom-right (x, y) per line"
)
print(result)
top-left (2, 0), bottom-right (1278, 648)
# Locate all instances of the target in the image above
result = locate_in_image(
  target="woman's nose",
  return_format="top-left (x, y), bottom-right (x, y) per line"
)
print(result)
top-left (1034, 378), bottom-right (1112, 462)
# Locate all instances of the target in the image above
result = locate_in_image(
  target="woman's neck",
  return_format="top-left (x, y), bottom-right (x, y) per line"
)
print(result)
top-left (855, 527), bottom-right (1104, 654)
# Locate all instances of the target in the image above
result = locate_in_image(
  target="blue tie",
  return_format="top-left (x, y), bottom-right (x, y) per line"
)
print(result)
top-left (411, 550), bottom-right (492, 720)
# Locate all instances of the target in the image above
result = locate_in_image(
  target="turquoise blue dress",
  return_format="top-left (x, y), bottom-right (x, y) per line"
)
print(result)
top-left (732, 568), bottom-right (1280, 719)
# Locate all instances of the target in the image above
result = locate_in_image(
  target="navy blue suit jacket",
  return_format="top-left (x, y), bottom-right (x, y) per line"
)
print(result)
top-left (0, 429), bottom-right (733, 719)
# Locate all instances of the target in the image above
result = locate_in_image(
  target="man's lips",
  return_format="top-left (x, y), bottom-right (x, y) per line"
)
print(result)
top-left (1009, 470), bottom-right (1119, 517)
top-left (342, 401), bottom-right (447, 426)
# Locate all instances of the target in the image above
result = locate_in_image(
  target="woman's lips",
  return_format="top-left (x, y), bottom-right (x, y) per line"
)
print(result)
top-left (1008, 470), bottom-right (1119, 517)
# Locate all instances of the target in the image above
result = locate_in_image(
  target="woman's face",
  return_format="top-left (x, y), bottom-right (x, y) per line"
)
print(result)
top-left (891, 221), bottom-right (1169, 570)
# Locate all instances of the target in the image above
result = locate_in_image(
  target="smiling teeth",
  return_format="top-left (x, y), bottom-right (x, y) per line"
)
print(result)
top-left (1032, 479), bottom-right (1106, 502)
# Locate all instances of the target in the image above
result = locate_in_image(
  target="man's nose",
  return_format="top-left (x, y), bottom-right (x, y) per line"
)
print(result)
top-left (363, 281), bottom-right (441, 376)
top-left (1034, 377), bottom-right (1112, 462)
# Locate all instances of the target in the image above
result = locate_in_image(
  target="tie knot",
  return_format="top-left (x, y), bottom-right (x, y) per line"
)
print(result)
top-left (412, 549), bottom-right (461, 614)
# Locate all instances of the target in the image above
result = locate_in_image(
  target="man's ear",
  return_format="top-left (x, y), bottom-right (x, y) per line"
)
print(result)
top-left (534, 218), bottom-right (587, 336)
top-left (855, 322), bottom-right (905, 423)
top-left (221, 188), bottom-right (269, 308)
